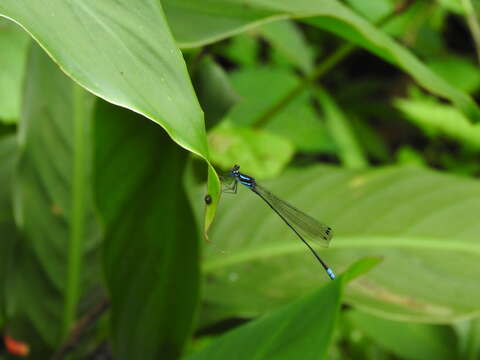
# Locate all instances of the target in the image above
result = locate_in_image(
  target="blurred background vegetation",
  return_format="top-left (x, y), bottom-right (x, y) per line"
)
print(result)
top-left (0, 0), bottom-right (480, 359)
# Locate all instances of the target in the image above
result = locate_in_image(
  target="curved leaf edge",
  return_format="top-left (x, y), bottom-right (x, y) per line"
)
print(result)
top-left (0, 14), bottom-right (222, 236)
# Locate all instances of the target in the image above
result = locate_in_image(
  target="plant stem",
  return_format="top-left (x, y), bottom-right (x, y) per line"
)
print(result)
top-left (460, 0), bottom-right (480, 64)
top-left (63, 85), bottom-right (89, 339)
top-left (251, 0), bottom-right (415, 128)
top-left (253, 43), bottom-right (354, 128)
top-left (54, 298), bottom-right (110, 360)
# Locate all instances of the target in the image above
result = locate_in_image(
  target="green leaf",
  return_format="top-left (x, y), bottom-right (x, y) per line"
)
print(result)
top-left (224, 34), bottom-right (260, 66)
top-left (428, 56), bottom-right (480, 94)
top-left (191, 282), bottom-right (341, 360)
top-left (347, 309), bottom-right (458, 360)
top-left (395, 146), bottom-right (426, 167)
top-left (344, 0), bottom-right (394, 23)
top-left (316, 89), bottom-right (368, 168)
top-left (0, 0), bottom-right (220, 235)
top-left (0, 18), bottom-right (29, 123)
top-left (94, 101), bottom-right (200, 360)
top-left (163, 0), bottom-right (480, 120)
top-left (192, 57), bottom-right (240, 129)
top-left (437, 0), bottom-right (464, 14)
top-left (11, 44), bottom-right (100, 350)
top-left (189, 259), bottom-right (375, 360)
top-left (228, 67), bottom-right (299, 127)
top-left (208, 121), bottom-right (294, 179)
top-left (164, 1), bottom-right (280, 48)
top-left (456, 318), bottom-right (480, 360)
top-left (265, 102), bottom-right (336, 154)
top-left (395, 98), bottom-right (480, 149)
top-left (228, 67), bottom-right (334, 153)
top-left (202, 165), bottom-right (480, 324)
top-left (259, 20), bottom-right (314, 74)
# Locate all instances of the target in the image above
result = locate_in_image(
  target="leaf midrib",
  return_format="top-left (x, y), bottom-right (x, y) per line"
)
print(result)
top-left (202, 235), bottom-right (480, 272)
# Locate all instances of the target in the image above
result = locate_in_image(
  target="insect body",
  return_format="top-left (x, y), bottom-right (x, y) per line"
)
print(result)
top-left (225, 164), bottom-right (335, 280)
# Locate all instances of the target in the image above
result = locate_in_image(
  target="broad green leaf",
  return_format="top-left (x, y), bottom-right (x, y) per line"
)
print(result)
top-left (164, 1), bottom-right (281, 49)
top-left (316, 89), bottom-right (368, 168)
top-left (228, 67), bottom-right (334, 153)
top-left (11, 45), bottom-right (100, 349)
top-left (94, 101), bottom-right (200, 360)
top-left (347, 309), bottom-right (458, 360)
top-left (163, 0), bottom-right (480, 120)
top-left (395, 98), bottom-right (480, 149)
top-left (0, 18), bottom-right (29, 123)
top-left (259, 20), bottom-right (314, 74)
top-left (0, 0), bottom-right (220, 235)
top-left (189, 259), bottom-right (376, 360)
top-left (208, 121), bottom-right (294, 179)
top-left (202, 165), bottom-right (480, 324)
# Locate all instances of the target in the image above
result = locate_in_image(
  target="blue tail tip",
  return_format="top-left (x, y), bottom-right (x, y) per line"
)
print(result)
top-left (327, 268), bottom-right (336, 280)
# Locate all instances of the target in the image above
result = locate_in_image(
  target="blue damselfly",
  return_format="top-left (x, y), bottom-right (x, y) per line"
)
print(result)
top-left (224, 165), bottom-right (335, 280)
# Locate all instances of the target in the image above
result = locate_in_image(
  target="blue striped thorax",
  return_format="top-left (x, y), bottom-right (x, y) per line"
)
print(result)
top-left (230, 165), bottom-right (256, 188)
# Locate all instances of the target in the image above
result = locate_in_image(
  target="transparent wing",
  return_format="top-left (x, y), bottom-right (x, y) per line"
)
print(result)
top-left (252, 183), bottom-right (332, 247)
top-left (220, 174), bottom-right (238, 193)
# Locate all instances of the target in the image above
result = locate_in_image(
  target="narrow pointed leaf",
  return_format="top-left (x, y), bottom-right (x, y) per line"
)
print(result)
top-left (188, 259), bottom-right (376, 360)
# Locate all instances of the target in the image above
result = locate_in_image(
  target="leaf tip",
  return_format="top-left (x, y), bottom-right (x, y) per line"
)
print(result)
top-left (342, 256), bottom-right (383, 283)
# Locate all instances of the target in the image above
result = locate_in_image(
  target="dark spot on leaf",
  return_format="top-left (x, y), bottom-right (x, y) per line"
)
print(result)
top-left (204, 194), bottom-right (212, 205)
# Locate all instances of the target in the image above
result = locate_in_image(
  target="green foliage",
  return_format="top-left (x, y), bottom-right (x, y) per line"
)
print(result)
top-left (0, 19), bottom-right (29, 124)
top-left (164, 0), bottom-right (479, 119)
top-left (94, 102), bottom-right (200, 359)
top-left (395, 96), bottom-right (480, 149)
top-left (316, 89), bottom-right (368, 168)
top-left (188, 259), bottom-right (378, 360)
top-left (208, 121), bottom-right (294, 179)
top-left (11, 45), bottom-right (100, 351)
top-left (192, 56), bottom-right (240, 129)
top-left (203, 165), bottom-right (480, 324)
top-left (0, 0), bottom-right (221, 233)
top-left (0, 0), bottom-right (479, 358)
top-left (347, 310), bottom-right (458, 360)
top-left (428, 56), bottom-right (480, 94)
top-left (259, 20), bottom-right (314, 74)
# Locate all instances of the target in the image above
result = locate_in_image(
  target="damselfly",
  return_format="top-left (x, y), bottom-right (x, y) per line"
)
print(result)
top-left (223, 165), bottom-right (335, 280)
